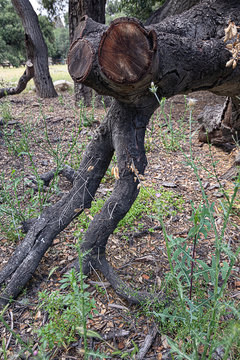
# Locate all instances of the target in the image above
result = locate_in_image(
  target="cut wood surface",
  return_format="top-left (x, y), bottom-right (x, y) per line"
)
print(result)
top-left (98, 18), bottom-right (157, 84)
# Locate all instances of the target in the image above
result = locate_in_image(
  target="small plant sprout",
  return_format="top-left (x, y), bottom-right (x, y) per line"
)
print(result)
top-left (150, 81), bottom-right (161, 103)
top-left (150, 81), bottom-right (157, 93)
top-left (187, 97), bottom-right (198, 109)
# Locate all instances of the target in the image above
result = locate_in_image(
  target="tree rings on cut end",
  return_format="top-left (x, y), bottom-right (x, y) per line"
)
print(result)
top-left (68, 39), bottom-right (93, 83)
top-left (98, 18), bottom-right (156, 84)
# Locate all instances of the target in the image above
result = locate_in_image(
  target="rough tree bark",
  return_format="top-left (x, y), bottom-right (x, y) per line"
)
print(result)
top-left (11, 0), bottom-right (57, 98)
top-left (145, 0), bottom-right (200, 24)
top-left (69, 0), bottom-right (106, 106)
top-left (148, 0), bottom-right (240, 152)
top-left (198, 95), bottom-right (240, 179)
top-left (1, 0), bottom-right (240, 306)
top-left (198, 96), bottom-right (240, 145)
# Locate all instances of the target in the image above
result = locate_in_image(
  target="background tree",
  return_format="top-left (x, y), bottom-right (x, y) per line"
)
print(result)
top-left (11, 0), bottom-right (57, 97)
top-left (0, 0), bottom-right (25, 67)
top-left (38, 14), bottom-right (56, 59)
top-left (0, 1), bottom-right (58, 68)
top-left (119, 0), bottom-right (164, 21)
top-left (105, 0), bottom-right (126, 23)
top-left (52, 25), bottom-right (70, 63)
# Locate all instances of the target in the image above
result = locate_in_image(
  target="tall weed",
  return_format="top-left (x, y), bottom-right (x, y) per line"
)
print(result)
top-left (149, 84), bottom-right (240, 359)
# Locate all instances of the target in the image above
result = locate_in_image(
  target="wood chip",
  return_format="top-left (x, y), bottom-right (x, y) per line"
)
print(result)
top-left (162, 181), bottom-right (177, 188)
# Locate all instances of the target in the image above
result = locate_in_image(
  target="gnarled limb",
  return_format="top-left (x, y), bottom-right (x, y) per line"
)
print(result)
top-left (0, 115), bottom-right (113, 305)
top-left (80, 100), bottom-right (159, 303)
top-left (0, 98), bottom-right (159, 306)
top-left (0, 61), bottom-right (34, 99)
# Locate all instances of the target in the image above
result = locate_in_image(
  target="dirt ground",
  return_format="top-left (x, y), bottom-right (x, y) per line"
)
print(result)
top-left (0, 90), bottom-right (239, 360)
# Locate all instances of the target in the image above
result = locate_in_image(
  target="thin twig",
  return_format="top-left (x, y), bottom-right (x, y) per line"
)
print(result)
top-left (136, 325), bottom-right (158, 360)
top-left (5, 310), bottom-right (13, 350)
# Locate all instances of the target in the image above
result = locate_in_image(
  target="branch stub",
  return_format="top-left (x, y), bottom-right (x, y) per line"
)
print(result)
top-left (68, 39), bottom-right (93, 83)
top-left (98, 18), bottom-right (156, 84)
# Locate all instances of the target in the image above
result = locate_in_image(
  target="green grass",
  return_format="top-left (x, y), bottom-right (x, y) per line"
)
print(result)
top-left (75, 186), bottom-right (184, 239)
top-left (0, 64), bottom-right (72, 92)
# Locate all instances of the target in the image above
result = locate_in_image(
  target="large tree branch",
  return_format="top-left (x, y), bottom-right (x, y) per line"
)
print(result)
top-left (68, 2), bottom-right (240, 103)
top-left (0, 116), bottom-right (113, 304)
top-left (0, 61), bottom-right (34, 99)
top-left (79, 100), bottom-right (159, 302)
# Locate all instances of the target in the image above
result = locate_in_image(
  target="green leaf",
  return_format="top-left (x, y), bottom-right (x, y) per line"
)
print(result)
top-left (221, 261), bottom-right (230, 280)
top-left (131, 339), bottom-right (139, 355)
top-left (76, 327), bottom-right (103, 340)
top-left (167, 337), bottom-right (193, 360)
top-left (111, 350), bottom-right (122, 356)
top-left (176, 277), bottom-right (184, 301)
top-left (48, 266), bottom-right (58, 279)
top-left (172, 247), bottom-right (182, 261)
top-left (121, 352), bottom-right (130, 358)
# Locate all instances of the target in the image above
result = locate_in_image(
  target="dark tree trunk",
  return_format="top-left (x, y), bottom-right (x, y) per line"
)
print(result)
top-left (69, 0), bottom-right (106, 106)
top-left (11, 0), bottom-right (57, 98)
top-left (1, 0), bottom-right (240, 306)
top-left (0, 61), bottom-right (34, 98)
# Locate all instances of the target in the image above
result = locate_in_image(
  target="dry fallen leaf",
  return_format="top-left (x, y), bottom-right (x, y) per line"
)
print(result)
top-left (118, 341), bottom-right (125, 350)
top-left (161, 335), bottom-right (169, 349)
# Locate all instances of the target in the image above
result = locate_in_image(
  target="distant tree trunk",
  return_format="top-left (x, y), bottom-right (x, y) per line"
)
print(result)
top-left (69, 0), bottom-right (106, 106)
top-left (11, 0), bottom-right (57, 98)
